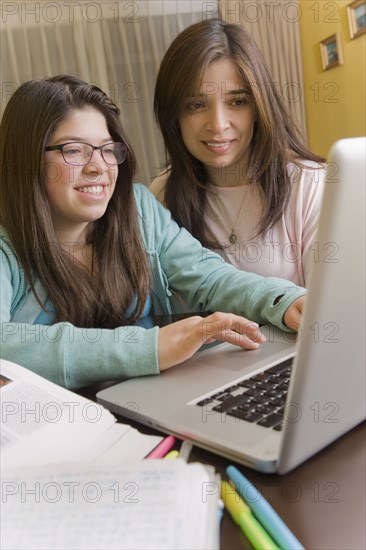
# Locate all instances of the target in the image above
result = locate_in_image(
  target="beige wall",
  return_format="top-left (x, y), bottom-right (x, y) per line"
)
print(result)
top-left (299, 0), bottom-right (366, 157)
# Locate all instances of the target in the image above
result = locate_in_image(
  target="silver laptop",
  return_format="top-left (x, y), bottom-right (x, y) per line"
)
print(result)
top-left (97, 138), bottom-right (366, 474)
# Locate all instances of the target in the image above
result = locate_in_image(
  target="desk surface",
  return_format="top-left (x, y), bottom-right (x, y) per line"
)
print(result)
top-left (80, 384), bottom-right (365, 550)
top-left (192, 422), bottom-right (365, 550)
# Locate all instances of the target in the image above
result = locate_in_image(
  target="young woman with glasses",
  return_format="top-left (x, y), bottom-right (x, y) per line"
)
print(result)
top-left (151, 19), bottom-right (326, 287)
top-left (0, 75), bottom-right (305, 389)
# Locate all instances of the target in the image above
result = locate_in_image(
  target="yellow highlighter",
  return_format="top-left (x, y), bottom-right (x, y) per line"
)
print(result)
top-left (221, 481), bottom-right (279, 550)
top-left (163, 450), bottom-right (180, 460)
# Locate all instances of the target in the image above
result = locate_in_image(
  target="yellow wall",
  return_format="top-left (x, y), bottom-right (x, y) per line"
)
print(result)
top-left (299, 0), bottom-right (366, 157)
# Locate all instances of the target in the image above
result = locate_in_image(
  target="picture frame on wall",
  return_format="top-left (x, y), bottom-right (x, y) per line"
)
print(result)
top-left (347, 0), bottom-right (366, 39)
top-left (320, 33), bottom-right (344, 71)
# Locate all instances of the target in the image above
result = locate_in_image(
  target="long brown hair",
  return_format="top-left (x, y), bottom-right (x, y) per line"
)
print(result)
top-left (154, 18), bottom-right (324, 244)
top-left (0, 75), bottom-right (151, 328)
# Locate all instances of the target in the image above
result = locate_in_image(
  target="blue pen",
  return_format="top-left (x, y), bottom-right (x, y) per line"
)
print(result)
top-left (226, 465), bottom-right (305, 550)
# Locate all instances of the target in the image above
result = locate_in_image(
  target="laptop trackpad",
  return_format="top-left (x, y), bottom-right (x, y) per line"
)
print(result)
top-left (190, 326), bottom-right (296, 374)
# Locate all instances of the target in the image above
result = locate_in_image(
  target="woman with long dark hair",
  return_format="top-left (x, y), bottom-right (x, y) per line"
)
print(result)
top-left (152, 19), bottom-right (325, 287)
top-left (0, 75), bottom-right (305, 389)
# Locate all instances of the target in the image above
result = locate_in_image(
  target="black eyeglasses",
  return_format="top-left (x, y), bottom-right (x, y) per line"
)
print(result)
top-left (44, 141), bottom-right (128, 166)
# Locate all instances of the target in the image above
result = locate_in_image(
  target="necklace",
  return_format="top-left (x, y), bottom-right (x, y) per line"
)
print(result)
top-left (211, 186), bottom-right (248, 245)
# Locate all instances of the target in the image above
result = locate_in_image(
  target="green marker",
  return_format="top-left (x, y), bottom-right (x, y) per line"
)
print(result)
top-left (221, 481), bottom-right (279, 550)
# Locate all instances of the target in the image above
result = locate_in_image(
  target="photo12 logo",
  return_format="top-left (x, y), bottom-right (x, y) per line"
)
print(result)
top-left (0, 2), bottom-right (140, 24)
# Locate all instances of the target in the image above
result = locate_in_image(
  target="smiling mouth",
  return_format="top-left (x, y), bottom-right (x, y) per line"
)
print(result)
top-left (204, 141), bottom-right (233, 147)
top-left (75, 185), bottom-right (106, 195)
top-left (202, 141), bottom-right (234, 153)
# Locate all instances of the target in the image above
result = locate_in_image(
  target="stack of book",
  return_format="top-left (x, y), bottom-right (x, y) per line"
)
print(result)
top-left (1, 359), bottom-right (219, 549)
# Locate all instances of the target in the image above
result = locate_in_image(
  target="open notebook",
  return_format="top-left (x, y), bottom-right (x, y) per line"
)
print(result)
top-left (1, 460), bottom-right (219, 550)
top-left (1, 364), bottom-right (219, 550)
top-left (0, 359), bottom-right (162, 469)
top-left (98, 137), bottom-right (366, 474)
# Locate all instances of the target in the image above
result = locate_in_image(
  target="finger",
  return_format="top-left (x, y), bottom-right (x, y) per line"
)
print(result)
top-left (284, 297), bottom-right (305, 332)
top-left (202, 322), bottom-right (265, 349)
top-left (229, 320), bottom-right (266, 343)
top-left (201, 315), bottom-right (265, 344)
top-left (219, 329), bottom-right (262, 350)
top-left (285, 308), bottom-right (301, 332)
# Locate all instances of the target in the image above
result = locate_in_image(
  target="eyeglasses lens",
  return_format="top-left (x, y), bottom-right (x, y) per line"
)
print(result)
top-left (62, 142), bottom-right (127, 165)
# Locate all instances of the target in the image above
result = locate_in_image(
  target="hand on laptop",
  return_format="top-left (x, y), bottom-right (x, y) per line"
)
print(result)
top-left (158, 312), bottom-right (266, 371)
top-left (283, 296), bottom-right (304, 332)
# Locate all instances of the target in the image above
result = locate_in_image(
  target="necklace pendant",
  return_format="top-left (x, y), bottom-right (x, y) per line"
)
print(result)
top-left (229, 231), bottom-right (237, 244)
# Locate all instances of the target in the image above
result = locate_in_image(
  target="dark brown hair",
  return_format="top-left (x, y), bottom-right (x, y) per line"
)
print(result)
top-left (154, 19), bottom-right (324, 244)
top-left (0, 75), bottom-right (151, 328)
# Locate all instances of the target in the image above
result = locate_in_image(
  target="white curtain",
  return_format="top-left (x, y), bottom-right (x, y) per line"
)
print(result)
top-left (1, 1), bottom-right (308, 184)
top-left (0, 0), bottom-right (205, 185)
top-left (219, 0), bottom-right (308, 141)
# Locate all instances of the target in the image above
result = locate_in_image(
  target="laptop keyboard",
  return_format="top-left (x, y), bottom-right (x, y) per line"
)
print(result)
top-left (196, 358), bottom-right (293, 430)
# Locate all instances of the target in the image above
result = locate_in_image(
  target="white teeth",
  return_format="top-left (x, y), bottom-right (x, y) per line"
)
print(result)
top-left (77, 186), bottom-right (104, 194)
top-left (206, 142), bottom-right (230, 147)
